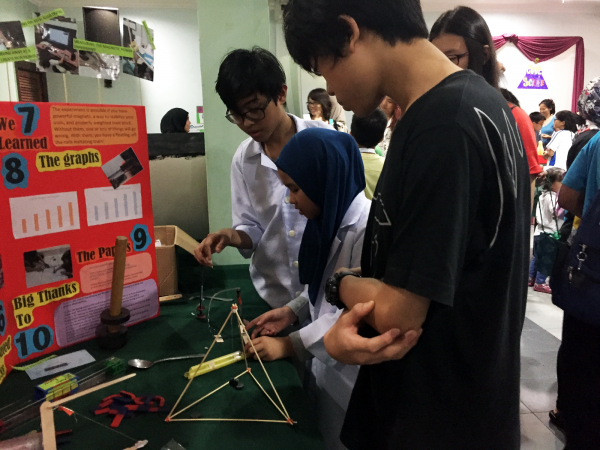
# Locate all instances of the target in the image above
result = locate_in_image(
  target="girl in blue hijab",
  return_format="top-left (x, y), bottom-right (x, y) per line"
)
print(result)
top-left (245, 127), bottom-right (370, 450)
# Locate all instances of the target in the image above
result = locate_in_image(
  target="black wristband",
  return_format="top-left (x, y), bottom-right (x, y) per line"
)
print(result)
top-left (325, 270), bottom-right (360, 309)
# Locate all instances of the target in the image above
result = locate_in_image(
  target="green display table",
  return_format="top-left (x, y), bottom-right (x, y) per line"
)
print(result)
top-left (0, 250), bottom-right (325, 450)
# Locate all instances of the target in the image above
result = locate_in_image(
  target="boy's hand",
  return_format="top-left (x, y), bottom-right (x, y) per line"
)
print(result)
top-left (245, 307), bottom-right (297, 339)
top-left (324, 301), bottom-right (422, 365)
top-left (244, 336), bottom-right (294, 361)
top-left (194, 232), bottom-right (231, 267)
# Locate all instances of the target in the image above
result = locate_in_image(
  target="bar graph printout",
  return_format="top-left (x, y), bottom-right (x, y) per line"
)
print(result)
top-left (9, 192), bottom-right (80, 239)
top-left (84, 184), bottom-right (143, 226)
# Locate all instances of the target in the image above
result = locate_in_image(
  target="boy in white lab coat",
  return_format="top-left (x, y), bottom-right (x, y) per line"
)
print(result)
top-left (194, 47), bottom-right (330, 311)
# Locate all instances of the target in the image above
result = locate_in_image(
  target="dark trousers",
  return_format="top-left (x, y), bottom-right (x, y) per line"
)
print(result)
top-left (559, 312), bottom-right (600, 449)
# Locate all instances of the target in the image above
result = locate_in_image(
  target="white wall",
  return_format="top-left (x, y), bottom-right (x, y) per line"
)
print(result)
top-left (0, 0), bottom-right (37, 102)
top-left (42, 6), bottom-right (203, 134)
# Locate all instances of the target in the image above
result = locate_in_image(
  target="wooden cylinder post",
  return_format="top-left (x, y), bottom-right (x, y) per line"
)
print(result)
top-left (108, 236), bottom-right (128, 332)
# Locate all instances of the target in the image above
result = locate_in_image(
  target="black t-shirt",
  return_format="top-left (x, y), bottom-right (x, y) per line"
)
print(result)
top-left (567, 129), bottom-right (599, 170)
top-left (341, 71), bottom-right (530, 450)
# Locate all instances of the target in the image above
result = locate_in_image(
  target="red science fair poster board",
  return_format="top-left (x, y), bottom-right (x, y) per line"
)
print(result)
top-left (0, 102), bottom-right (159, 385)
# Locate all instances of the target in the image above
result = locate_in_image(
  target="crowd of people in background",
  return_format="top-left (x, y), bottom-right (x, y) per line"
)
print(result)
top-left (184, 1), bottom-right (600, 448)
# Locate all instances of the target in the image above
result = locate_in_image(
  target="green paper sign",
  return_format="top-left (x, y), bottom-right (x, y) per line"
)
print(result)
top-left (142, 21), bottom-right (155, 50)
top-left (21, 9), bottom-right (65, 27)
top-left (0, 46), bottom-right (37, 64)
top-left (73, 39), bottom-right (134, 58)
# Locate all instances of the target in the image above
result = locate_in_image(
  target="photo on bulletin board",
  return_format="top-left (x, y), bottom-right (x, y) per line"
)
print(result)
top-left (0, 21), bottom-right (26, 50)
top-left (122, 18), bottom-right (154, 81)
top-left (78, 51), bottom-right (120, 80)
top-left (101, 147), bottom-right (144, 189)
top-left (24, 244), bottom-right (73, 289)
top-left (34, 15), bottom-right (79, 75)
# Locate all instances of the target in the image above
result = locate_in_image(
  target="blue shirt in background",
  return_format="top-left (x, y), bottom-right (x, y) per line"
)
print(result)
top-left (563, 132), bottom-right (600, 215)
top-left (541, 116), bottom-right (555, 146)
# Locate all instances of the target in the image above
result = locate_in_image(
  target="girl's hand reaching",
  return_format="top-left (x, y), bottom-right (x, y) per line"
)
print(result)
top-left (245, 306), bottom-right (298, 339)
top-left (244, 336), bottom-right (294, 361)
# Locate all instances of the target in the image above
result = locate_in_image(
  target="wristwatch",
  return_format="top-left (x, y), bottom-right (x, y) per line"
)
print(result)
top-left (325, 270), bottom-right (360, 309)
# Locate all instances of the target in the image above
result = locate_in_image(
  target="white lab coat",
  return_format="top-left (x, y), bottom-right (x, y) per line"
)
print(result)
top-left (290, 192), bottom-right (371, 450)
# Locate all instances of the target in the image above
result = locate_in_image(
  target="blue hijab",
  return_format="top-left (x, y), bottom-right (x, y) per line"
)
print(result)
top-left (275, 128), bottom-right (366, 305)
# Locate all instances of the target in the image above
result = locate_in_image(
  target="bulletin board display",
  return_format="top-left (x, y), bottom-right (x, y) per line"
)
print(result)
top-left (0, 102), bottom-right (159, 384)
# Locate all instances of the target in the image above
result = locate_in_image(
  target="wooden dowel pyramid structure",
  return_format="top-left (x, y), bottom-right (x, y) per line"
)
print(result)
top-left (166, 304), bottom-right (294, 425)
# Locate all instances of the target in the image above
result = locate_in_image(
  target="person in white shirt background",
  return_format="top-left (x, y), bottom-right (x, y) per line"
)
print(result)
top-left (528, 167), bottom-right (565, 294)
top-left (194, 47), bottom-right (331, 315)
top-left (544, 110), bottom-right (578, 170)
top-left (244, 128), bottom-right (371, 450)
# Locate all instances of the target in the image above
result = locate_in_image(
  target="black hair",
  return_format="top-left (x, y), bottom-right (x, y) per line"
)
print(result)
top-left (542, 167), bottom-right (564, 192)
top-left (308, 88), bottom-right (332, 121)
top-left (555, 110), bottom-right (578, 133)
top-left (500, 88), bottom-right (520, 107)
top-left (351, 109), bottom-right (388, 148)
top-left (529, 112), bottom-right (545, 123)
top-left (539, 99), bottom-right (556, 115)
top-left (283, 0), bottom-right (428, 74)
top-left (215, 47), bottom-right (286, 112)
top-left (430, 6), bottom-right (499, 89)
top-left (572, 113), bottom-right (586, 127)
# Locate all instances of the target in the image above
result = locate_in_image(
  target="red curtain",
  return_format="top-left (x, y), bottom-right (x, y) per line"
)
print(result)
top-left (493, 34), bottom-right (584, 112)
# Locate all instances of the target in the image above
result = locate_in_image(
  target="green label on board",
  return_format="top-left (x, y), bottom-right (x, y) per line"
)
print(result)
top-left (21, 9), bottom-right (65, 27)
top-left (73, 39), bottom-right (134, 58)
top-left (142, 21), bottom-right (155, 50)
top-left (0, 46), bottom-right (37, 64)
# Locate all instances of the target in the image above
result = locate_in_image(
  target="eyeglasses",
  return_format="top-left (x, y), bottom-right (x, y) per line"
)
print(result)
top-left (306, 101), bottom-right (319, 108)
top-left (447, 52), bottom-right (469, 66)
top-left (225, 99), bottom-right (271, 124)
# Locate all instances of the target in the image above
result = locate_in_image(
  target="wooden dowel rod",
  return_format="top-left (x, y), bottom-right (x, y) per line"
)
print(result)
top-left (109, 236), bottom-right (128, 318)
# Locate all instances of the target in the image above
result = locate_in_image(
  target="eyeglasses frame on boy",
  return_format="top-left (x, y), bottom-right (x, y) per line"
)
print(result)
top-left (225, 98), bottom-right (272, 124)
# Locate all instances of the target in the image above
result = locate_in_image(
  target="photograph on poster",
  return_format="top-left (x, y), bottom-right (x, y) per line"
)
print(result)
top-left (0, 21), bottom-right (26, 50)
top-left (35, 15), bottom-right (79, 75)
top-left (102, 147), bottom-right (143, 189)
top-left (122, 18), bottom-right (154, 81)
top-left (24, 244), bottom-right (73, 289)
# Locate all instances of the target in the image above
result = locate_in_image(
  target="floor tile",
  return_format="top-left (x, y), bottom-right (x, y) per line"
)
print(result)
top-left (520, 402), bottom-right (531, 414)
top-left (521, 413), bottom-right (565, 450)
top-left (520, 378), bottom-right (558, 413)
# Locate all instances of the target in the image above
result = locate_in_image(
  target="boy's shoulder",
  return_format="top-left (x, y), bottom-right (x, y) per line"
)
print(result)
top-left (232, 135), bottom-right (260, 165)
top-left (232, 115), bottom-right (335, 165)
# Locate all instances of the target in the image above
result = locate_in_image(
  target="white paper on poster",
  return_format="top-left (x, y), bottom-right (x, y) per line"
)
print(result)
top-left (9, 191), bottom-right (80, 239)
top-left (54, 278), bottom-right (158, 347)
top-left (84, 183), bottom-right (143, 226)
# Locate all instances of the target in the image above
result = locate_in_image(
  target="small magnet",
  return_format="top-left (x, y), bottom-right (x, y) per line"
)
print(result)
top-left (229, 378), bottom-right (244, 390)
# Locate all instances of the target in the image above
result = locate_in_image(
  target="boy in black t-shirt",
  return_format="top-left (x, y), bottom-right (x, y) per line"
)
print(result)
top-left (284, 1), bottom-right (530, 449)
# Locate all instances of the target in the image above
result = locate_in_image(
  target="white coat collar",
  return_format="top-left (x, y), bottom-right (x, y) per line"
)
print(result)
top-left (244, 114), bottom-right (308, 161)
